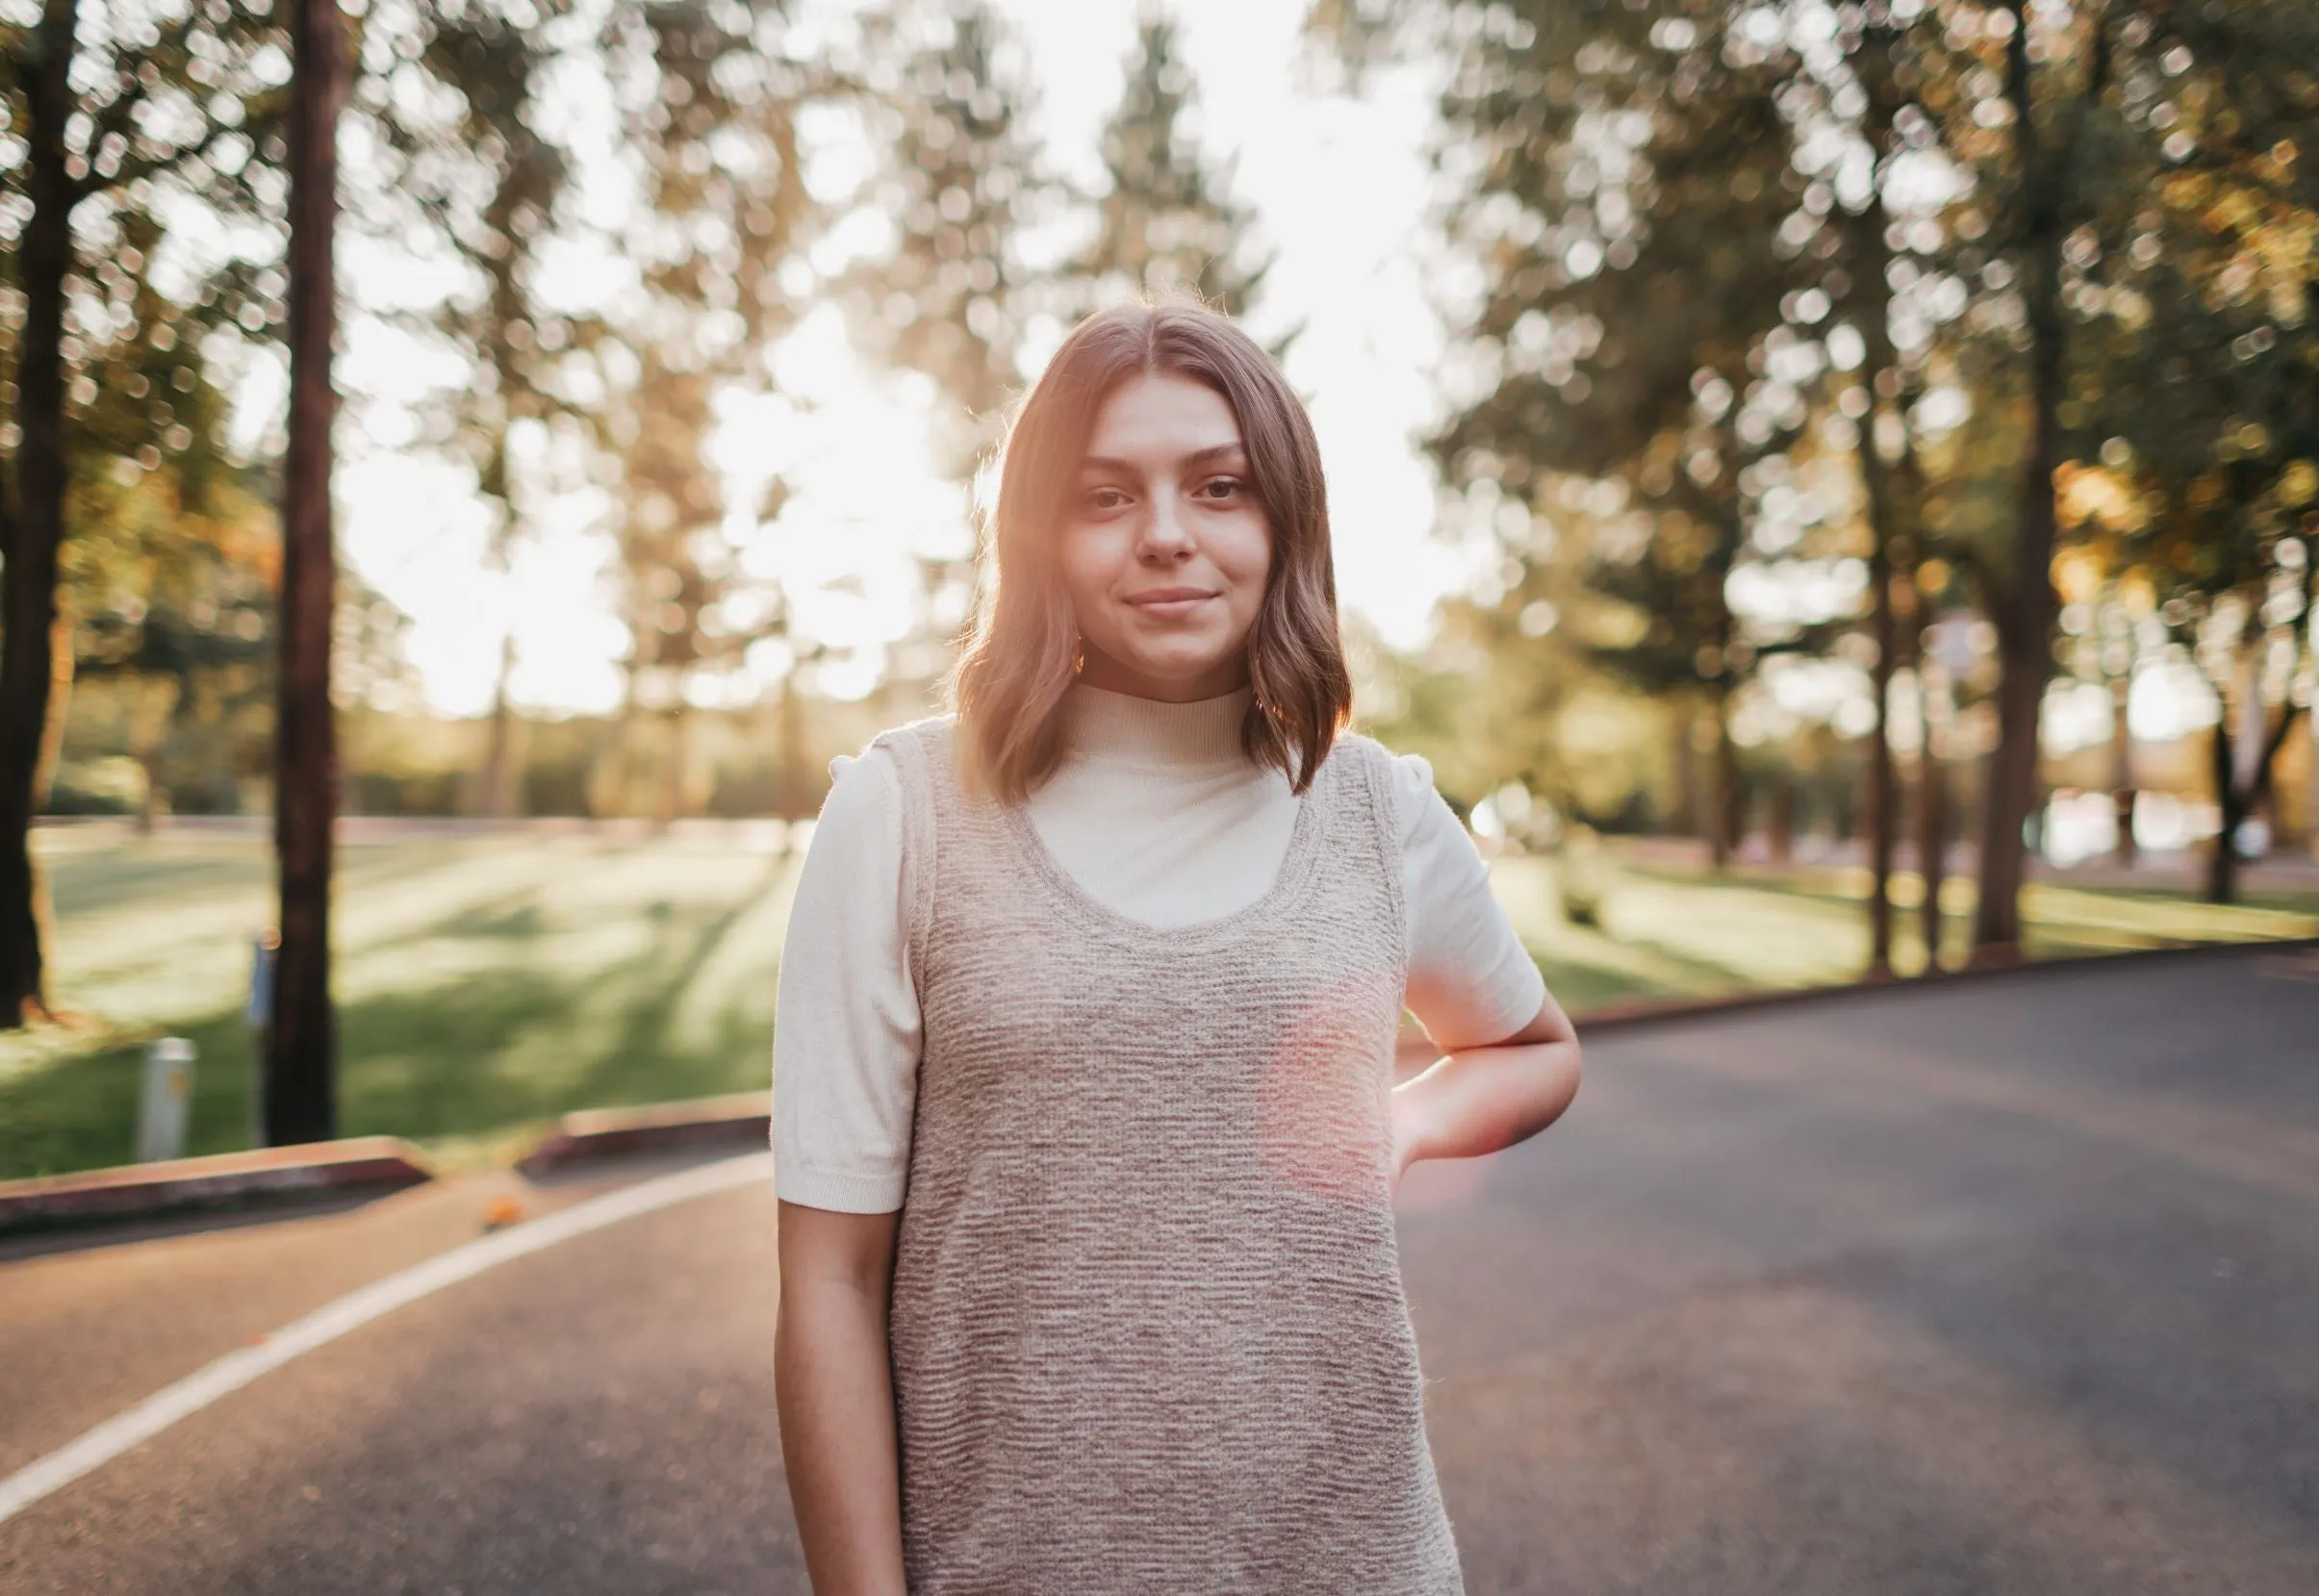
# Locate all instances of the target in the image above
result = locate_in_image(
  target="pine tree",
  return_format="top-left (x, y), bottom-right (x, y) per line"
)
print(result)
top-left (371, 0), bottom-right (582, 818)
top-left (1077, 13), bottom-right (1270, 320)
top-left (591, 0), bottom-right (824, 823)
top-left (844, 1), bottom-right (1059, 711)
top-left (848, 0), bottom-right (1053, 479)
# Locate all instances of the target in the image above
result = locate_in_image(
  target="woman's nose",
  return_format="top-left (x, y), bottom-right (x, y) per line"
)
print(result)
top-left (1139, 494), bottom-right (1192, 555)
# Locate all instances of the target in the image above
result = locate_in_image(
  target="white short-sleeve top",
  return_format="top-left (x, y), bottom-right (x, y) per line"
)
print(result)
top-left (772, 681), bottom-right (1548, 1213)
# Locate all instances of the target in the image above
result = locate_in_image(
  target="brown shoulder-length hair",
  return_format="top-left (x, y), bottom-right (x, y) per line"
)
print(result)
top-left (946, 299), bottom-right (1353, 805)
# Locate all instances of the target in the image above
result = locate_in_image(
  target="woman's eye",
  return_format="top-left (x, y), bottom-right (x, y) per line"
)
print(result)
top-left (1198, 478), bottom-right (1245, 501)
top-left (1085, 488), bottom-right (1130, 512)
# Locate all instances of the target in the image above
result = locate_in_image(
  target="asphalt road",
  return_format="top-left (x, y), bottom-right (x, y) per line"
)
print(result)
top-left (3, 947), bottom-right (2315, 1594)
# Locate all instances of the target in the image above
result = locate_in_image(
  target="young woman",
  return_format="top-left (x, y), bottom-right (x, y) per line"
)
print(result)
top-left (771, 300), bottom-right (1581, 1595)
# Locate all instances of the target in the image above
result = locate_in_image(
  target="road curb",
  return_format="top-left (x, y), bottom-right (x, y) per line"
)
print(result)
top-left (1562, 932), bottom-right (2319, 1035)
top-left (517, 1090), bottom-right (770, 1178)
top-left (0, 1137), bottom-right (437, 1236)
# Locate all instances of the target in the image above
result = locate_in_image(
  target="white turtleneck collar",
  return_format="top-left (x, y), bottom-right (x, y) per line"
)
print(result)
top-left (1058, 681), bottom-right (1256, 772)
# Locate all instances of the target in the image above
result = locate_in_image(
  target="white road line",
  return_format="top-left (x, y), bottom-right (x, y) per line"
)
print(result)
top-left (0, 1151), bottom-right (773, 1529)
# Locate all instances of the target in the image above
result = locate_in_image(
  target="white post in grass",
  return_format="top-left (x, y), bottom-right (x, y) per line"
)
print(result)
top-left (138, 1038), bottom-right (196, 1164)
top-left (246, 930), bottom-right (279, 1150)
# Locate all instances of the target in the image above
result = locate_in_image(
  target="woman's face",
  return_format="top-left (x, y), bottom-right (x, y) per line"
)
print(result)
top-left (1057, 371), bottom-right (1273, 702)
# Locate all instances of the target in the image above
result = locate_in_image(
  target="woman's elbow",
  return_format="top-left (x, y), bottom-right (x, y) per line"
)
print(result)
top-left (1534, 1035), bottom-right (1581, 1134)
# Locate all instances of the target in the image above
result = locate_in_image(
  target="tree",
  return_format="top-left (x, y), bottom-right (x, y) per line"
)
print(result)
top-left (2051, 0), bottom-right (2319, 902)
top-left (267, 0), bottom-right (345, 1144)
top-left (0, 3), bottom-right (80, 1024)
top-left (848, 0), bottom-right (1051, 479)
top-left (1772, 2), bottom-right (1990, 970)
top-left (586, 0), bottom-right (822, 823)
top-left (1, 0), bottom-right (288, 1024)
top-left (1945, 0), bottom-right (2080, 952)
top-left (64, 265), bottom-right (272, 830)
top-left (1418, 0), bottom-right (1807, 867)
top-left (1077, 13), bottom-right (1272, 320)
top-left (844, 0), bottom-right (1058, 705)
top-left (373, 0), bottom-right (580, 819)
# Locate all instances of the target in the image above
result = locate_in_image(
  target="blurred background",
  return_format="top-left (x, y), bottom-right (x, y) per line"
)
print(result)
top-left (3, 0), bottom-right (2315, 1178)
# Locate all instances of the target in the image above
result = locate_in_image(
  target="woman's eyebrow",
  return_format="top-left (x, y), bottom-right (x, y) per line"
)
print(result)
top-left (1078, 443), bottom-right (1249, 475)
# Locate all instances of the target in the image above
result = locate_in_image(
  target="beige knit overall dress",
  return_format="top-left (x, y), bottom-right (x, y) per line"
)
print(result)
top-left (872, 713), bottom-right (1465, 1595)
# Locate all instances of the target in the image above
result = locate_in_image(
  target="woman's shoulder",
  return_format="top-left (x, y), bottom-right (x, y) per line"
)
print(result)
top-left (860, 710), bottom-right (957, 757)
top-left (825, 713), bottom-right (963, 825)
top-left (1333, 730), bottom-right (1440, 845)
top-left (846, 711), bottom-right (958, 782)
top-left (1332, 728), bottom-right (1433, 788)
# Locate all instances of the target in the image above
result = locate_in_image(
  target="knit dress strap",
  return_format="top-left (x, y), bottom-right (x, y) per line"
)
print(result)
top-left (863, 714), bottom-right (952, 1006)
top-left (1335, 730), bottom-right (1411, 967)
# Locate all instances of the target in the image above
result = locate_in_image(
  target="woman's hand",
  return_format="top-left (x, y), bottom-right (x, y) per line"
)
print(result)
top-left (1388, 991), bottom-right (1582, 1199)
top-left (1388, 1089), bottom-right (1430, 1202)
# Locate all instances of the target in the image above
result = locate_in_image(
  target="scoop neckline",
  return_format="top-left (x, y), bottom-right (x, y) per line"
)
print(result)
top-left (999, 748), bottom-right (1335, 950)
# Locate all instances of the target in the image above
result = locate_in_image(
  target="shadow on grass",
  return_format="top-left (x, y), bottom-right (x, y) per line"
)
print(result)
top-left (0, 853), bottom-right (794, 1180)
top-left (1530, 938), bottom-right (1766, 1017)
top-left (337, 860), bottom-right (785, 1142)
top-left (44, 853), bottom-right (265, 921)
top-left (40, 835), bottom-right (488, 924)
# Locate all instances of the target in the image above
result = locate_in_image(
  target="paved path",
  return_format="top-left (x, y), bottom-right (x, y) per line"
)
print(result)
top-left (3, 948), bottom-right (2315, 1594)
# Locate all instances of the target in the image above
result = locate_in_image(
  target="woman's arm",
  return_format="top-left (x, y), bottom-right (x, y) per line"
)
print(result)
top-left (775, 1201), bottom-right (909, 1596)
top-left (1389, 989), bottom-right (1582, 1196)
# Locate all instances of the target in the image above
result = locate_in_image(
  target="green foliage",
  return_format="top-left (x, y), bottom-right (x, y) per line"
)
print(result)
top-left (1407, 2), bottom-right (1834, 860)
top-left (359, 0), bottom-right (581, 531)
top-left (0, 0), bottom-right (291, 504)
top-left (1076, 14), bottom-right (1272, 320)
top-left (583, 0), bottom-right (833, 816)
top-left (845, 1), bottom-right (1058, 477)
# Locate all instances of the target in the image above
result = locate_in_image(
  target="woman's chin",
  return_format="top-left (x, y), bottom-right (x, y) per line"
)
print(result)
top-left (1089, 649), bottom-right (1244, 698)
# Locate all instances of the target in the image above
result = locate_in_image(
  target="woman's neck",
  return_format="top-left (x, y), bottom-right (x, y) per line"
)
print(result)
top-left (1075, 641), bottom-right (1249, 702)
top-left (1059, 680), bottom-right (1254, 771)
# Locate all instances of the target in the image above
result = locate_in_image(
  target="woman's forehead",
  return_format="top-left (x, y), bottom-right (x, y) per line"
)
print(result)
top-left (1082, 372), bottom-right (1243, 464)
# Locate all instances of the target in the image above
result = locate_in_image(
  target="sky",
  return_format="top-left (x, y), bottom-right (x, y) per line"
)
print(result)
top-left (328, 0), bottom-right (1493, 721)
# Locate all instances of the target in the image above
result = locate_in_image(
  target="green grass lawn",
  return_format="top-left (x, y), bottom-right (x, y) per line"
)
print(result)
top-left (3, 828), bottom-right (2314, 1181)
top-left (2, 828), bottom-right (802, 1180)
top-left (1498, 851), bottom-right (2319, 1016)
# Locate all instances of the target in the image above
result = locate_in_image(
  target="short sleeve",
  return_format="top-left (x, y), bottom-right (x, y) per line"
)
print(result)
top-left (771, 746), bottom-right (923, 1212)
top-left (1392, 751), bottom-right (1549, 1053)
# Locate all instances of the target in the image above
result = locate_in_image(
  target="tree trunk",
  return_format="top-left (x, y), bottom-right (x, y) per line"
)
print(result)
top-left (656, 707), bottom-right (688, 832)
top-left (1973, 2), bottom-right (2065, 958)
top-left (776, 667), bottom-right (810, 823)
top-left (592, 669), bottom-right (643, 819)
top-left (0, 0), bottom-right (81, 1028)
top-left (1768, 774), bottom-right (1795, 864)
top-left (1671, 706), bottom-right (1700, 846)
top-left (2110, 671), bottom-right (2136, 866)
top-left (1919, 746), bottom-right (1949, 973)
top-left (1850, 153), bottom-right (1908, 975)
top-left (473, 628), bottom-right (522, 818)
top-left (1917, 636), bottom-right (1949, 974)
top-left (2206, 709), bottom-right (2243, 905)
top-left (267, 0), bottom-right (345, 1146)
top-left (1708, 689), bottom-right (1736, 871)
top-left (2205, 697), bottom-right (2308, 907)
top-left (130, 675), bottom-right (184, 835)
top-left (1862, 460), bottom-right (1899, 975)
top-left (32, 593), bottom-right (75, 815)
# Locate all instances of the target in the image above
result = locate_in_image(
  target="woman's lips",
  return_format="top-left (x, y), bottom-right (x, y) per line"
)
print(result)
top-left (1124, 590), bottom-right (1215, 620)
